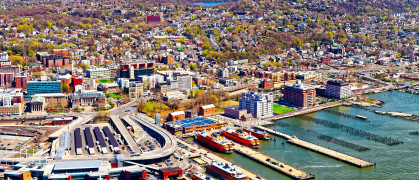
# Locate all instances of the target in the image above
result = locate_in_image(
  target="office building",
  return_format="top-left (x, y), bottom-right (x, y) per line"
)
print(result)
top-left (239, 91), bottom-right (273, 118)
top-left (283, 80), bottom-right (316, 107)
top-left (119, 62), bottom-right (154, 80)
top-left (86, 68), bottom-right (111, 79)
top-left (326, 80), bottom-right (351, 99)
top-left (27, 80), bottom-right (62, 96)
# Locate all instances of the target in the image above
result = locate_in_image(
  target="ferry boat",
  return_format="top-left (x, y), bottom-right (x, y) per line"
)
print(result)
top-left (192, 172), bottom-right (212, 180)
top-left (206, 160), bottom-right (249, 180)
top-left (222, 128), bottom-right (259, 148)
top-left (197, 131), bottom-right (234, 153)
top-left (243, 127), bottom-right (271, 140)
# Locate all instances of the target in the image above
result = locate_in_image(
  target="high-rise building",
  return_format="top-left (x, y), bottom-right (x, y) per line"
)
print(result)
top-left (239, 91), bottom-right (273, 118)
top-left (283, 80), bottom-right (316, 107)
top-left (176, 74), bottom-right (192, 92)
top-left (326, 80), bottom-right (351, 99)
top-left (27, 80), bottom-right (62, 96)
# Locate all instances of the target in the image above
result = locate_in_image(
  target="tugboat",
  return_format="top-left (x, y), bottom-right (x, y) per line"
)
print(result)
top-left (243, 127), bottom-right (271, 140)
top-left (206, 160), bottom-right (249, 180)
top-left (192, 172), bottom-right (212, 180)
top-left (197, 131), bottom-right (234, 153)
top-left (222, 128), bottom-right (259, 148)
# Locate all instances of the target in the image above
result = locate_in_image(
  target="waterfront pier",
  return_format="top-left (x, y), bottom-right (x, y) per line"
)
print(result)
top-left (233, 144), bottom-right (315, 180)
top-left (257, 126), bottom-right (374, 168)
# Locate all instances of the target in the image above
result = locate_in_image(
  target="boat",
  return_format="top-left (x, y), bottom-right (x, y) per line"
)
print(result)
top-left (197, 131), bottom-right (234, 153)
top-left (222, 128), bottom-right (259, 148)
top-left (206, 160), bottom-right (249, 180)
top-left (356, 115), bottom-right (368, 120)
top-left (243, 127), bottom-right (271, 140)
top-left (192, 172), bottom-right (212, 180)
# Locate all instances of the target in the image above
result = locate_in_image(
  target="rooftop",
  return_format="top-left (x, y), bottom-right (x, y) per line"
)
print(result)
top-left (166, 117), bottom-right (219, 128)
top-left (53, 160), bottom-right (101, 171)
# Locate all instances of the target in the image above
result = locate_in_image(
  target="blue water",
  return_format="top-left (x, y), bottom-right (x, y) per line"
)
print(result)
top-left (206, 91), bottom-right (419, 179)
top-left (193, 2), bottom-right (226, 6)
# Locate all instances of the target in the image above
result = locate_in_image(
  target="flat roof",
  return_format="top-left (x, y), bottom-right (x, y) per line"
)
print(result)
top-left (201, 104), bottom-right (215, 109)
top-left (166, 117), bottom-right (219, 128)
top-left (54, 160), bottom-right (101, 171)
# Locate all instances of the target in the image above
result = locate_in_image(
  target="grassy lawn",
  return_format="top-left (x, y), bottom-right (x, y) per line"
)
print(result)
top-left (220, 100), bottom-right (239, 107)
top-left (106, 93), bottom-right (121, 98)
top-left (273, 104), bottom-right (294, 114)
top-left (97, 79), bottom-right (114, 83)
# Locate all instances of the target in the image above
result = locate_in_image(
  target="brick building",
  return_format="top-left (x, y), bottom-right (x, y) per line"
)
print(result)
top-left (168, 111), bottom-right (185, 121)
top-left (199, 104), bottom-right (216, 116)
top-left (146, 16), bottom-right (161, 24)
top-left (159, 55), bottom-right (174, 64)
top-left (15, 75), bottom-right (28, 90)
top-left (260, 79), bottom-right (274, 89)
top-left (42, 55), bottom-right (70, 67)
top-left (283, 80), bottom-right (316, 107)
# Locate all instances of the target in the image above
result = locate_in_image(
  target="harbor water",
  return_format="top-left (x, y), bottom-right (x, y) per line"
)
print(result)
top-left (210, 91), bottom-right (419, 179)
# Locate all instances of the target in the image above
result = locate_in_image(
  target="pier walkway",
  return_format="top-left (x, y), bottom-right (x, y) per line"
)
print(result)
top-left (257, 126), bottom-right (373, 168)
top-left (233, 144), bottom-right (314, 180)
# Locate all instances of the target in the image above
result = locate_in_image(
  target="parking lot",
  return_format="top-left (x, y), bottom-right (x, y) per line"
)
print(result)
top-left (0, 135), bottom-right (32, 151)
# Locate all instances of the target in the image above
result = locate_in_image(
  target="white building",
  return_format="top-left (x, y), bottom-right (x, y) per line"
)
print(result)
top-left (239, 91), bottom-right (273, 118)
top-left (86, 68), bottom-right (111, 79)
top-left (326, 80), bottom-right (351, 99)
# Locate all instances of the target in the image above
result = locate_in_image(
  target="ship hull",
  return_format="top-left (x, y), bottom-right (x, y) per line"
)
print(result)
top-left (197, 134), bottom-right (233, 153)
top-left (243, 129), bottom-right (270, 140)
top-left (222, 131), bottom-right (259, 148)
top-left (206, 165), bottom-right (249, 180)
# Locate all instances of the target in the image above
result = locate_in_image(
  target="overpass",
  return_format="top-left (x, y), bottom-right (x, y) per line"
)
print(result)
top-left (123, 115), bottom-right (177, 162)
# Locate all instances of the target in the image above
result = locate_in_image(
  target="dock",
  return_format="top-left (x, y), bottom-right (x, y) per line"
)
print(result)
top-left (176, 139), bottom-right (263, 180)
top-left (233, 144), bottom-right (314, 180)
top-left (257, 126), bottom-right (374, 168)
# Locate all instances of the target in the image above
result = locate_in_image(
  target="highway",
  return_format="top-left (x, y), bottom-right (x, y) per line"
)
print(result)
top-left (110, 115), bottom-right (141, 153)
top-left (123, 115), bottom-right (177, 161)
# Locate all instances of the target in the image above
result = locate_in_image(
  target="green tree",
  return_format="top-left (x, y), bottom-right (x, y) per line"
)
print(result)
top-left (9, 55), bottom-right (23, 65)
top-left (79, 63), bottom-right (89, 70)
top-left (62, 84), bottom-right (70, 93)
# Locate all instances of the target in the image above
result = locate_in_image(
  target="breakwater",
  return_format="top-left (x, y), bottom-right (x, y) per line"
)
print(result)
top-left (275, 121), bottom-right (370, 152)
top-left (300, 115), bottom-right (403, 146)
top-left (323, 109), bottom-right (369, 122)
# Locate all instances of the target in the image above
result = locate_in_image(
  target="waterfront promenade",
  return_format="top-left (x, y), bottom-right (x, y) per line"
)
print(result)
top-left (233, 144), bottom-right (314, 180)
top-left (257, 126), bottom-right (373, 168)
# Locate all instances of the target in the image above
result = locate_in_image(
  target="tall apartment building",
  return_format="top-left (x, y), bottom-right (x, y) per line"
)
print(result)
top-left (326, 80), bottom-right (351, 99)
top-left (217, 68), bottom-right (229, 78)
top-left (176, 74), bottom-right (192, 92)
top-left (15, 75), bottom-right (28, 90)
top-left (27, 80), bottom-right (62, 96)
top-left (86, 68), bottom-right (111, 79)
top-left (283, 80), bottom-right (316, 107)
top-left (239, 91), bottom-right (273, 118)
